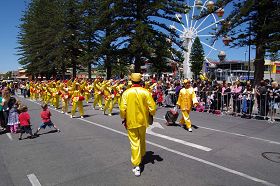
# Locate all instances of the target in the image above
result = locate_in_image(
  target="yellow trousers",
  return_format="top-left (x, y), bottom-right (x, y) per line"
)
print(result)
top-left (85, 93), bottom-right (90, 103)
top-left (45, 95), bottom-right (52, 104)
top-left (62, 99), bottom-right (69, 113)
top-left (127, 126), bottom-right (146, 167)
top-left (104, 99), bottom-right (113, 114)
top-left (179, 110), bottom-right (191, 129)
top-left (113, 96), bottom-right (121, 108)
top-left (71, 101), bottom-right (84, 116)
top-left (53, 96), bottom-right (59, 109)
top-left (93, 94), bottom-right (103, 108)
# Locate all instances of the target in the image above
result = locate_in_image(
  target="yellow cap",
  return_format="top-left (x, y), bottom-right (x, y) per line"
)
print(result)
top-left (183, 79), bottom-right (191, 84)
top-left (130, 73), bottom-right (142, 82)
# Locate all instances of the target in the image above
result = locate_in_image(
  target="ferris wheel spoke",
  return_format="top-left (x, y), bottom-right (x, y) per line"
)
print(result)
top-left (193, 0), bottom-right (208, 28)
top-left (180, 22), bottom-right (187, 31)
top-left (173, 27), bottom-right (184, 34)
top-left (194, 14), bottom-right (210, 31)
top-left (190, 1), bottom-right (196, 28)
top-left (201, 41), bottom-right (218, 51)
top-left (196, 19), bottom-right (224, 34)
top-left (185, 14), bottom-right (189, 28)
top-left (197, 34), bottom-right (216, 37)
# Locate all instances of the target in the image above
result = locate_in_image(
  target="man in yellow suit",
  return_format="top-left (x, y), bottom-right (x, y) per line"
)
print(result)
top-left (120, 73), bottom-right (156, 177)
top-left (176, 79), bottom-right (199, 132)
top-left (93, 77), bottom-right (103, 110)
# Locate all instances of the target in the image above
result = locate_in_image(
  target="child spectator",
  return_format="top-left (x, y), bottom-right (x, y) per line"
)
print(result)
top-left (34, 104), bottom-right (60, 135)
top-left (18, 105), bottom-right (34, 140)
top-left (7, 99), bottom-right (20, 133)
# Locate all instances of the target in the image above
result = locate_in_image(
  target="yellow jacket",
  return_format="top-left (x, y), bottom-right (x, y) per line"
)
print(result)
top-left (176, 87), bottom-right (198, 111)
top-left (120, 86), bottom-right (157, 129)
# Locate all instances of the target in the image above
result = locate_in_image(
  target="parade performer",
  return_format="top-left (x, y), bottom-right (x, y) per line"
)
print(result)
top-left (70, 83), bottom-right (84, 118)
top-left (84, 82), bottom-right (93, 103)
top-left (45, 82), bottom-right (53, 105)
top-left (120, 73), bottom-right (157, 177)
top-left (176, 79), bottom-right (199, 132)
top-left (113, 80), bottom-right (125, 107)
top-left (29, 82), bottom-right (36, 100)
top-left (61, 83), bottom-right (70, 114)
top-left (93, 77), bottom-right (103, 110)
top-left (103, 80), bottom-right (114, 116)
top-left (51, 81), bottom-right (61, 110)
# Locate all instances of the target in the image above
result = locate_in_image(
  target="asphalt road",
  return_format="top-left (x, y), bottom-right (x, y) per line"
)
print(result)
top-left (0, 95), bottom-right (280, 186)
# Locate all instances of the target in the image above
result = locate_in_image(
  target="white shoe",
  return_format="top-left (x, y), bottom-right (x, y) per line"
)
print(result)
top-left (132, 166), bottom-right (141, 177)
top-left (108, 114), bottom-right (112, 116)
top-left (188, 128), bottom-right (192, 132)
top-left (81, 116), bottom-right (84, 118)
top-left (61, 111), bottom-right (64, 114)
top-left (100, 108), bottom-right (104, 111)
top-left (70, 115), bottom-right (73, 118)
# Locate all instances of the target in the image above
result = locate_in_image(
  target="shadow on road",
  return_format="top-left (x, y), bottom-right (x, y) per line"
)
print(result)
top-left (36, 129), bottom-right (60, 137)
top-left (141, 151), bottom-right (163, 172)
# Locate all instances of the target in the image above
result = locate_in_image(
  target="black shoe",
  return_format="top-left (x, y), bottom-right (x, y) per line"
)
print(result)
top-left (18, 137), bottom-right (22, 140)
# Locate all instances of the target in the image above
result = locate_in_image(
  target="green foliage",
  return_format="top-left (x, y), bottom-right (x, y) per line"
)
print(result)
top-left (190, 37), bottom-right (204, 78)
top-left (199, 0), bottom-right (279, 84)
top-left (17, 0), bottom-right (187, 79)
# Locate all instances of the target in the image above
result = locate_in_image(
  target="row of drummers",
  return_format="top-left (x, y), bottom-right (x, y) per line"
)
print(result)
top-left (27, 78), bottom-right (158, 118)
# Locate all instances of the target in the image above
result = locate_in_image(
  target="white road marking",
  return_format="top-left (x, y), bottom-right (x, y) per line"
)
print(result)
top-left (147, 122), bottom-right (212, 152)
top-left (155, 117), bottom-right (280, 145)
top-left (23, 98), bottom-right (277, 185)
top-left (27, 174), bottom-right (42, 186)
top-left (147, 141), bottom-right (276, 186)
top-left (6, 133), bottom-right (13, 141)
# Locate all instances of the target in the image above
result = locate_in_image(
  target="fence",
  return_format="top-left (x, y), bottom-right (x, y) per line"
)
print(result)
top-left (194, 90), bottom-right (280, 121)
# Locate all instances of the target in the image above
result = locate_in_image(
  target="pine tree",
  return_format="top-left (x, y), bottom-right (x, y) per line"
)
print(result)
top-left (199, 0), bottom-right (280, 84)
top-left (190, 37), bottom-right (205, 79)
top-left (114, 0), bottom-right (186, 73)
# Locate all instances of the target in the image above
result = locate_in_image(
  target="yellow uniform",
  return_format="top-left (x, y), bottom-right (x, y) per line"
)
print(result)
top-left (103, 82), bottom-right (114, 115)
top-left (71, 88), bottom-right (84, 118)
top-left (120, 84), bottom-right (156, 167)
top-left (176, 87), bottom-right (198, 129)
top-left (61, 87), bottom-right (70, 114)
top-left (93, 79), bottom-right (103, 110)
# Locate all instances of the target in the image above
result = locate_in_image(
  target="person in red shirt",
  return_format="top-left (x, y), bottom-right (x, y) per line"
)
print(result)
top-left (34, 104), bottom-right (60, 136)
top-left (18, 105), bottom-right (34, 140)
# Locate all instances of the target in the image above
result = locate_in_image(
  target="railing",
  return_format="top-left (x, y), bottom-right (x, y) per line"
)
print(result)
top-left (194, 90), bottom-right (280, 121)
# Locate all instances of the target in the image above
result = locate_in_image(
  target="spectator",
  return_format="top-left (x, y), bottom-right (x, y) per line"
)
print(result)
top-left (267, 81), bottom-right (280, 123)
top-left (256, 80), bottom-right (269, 120)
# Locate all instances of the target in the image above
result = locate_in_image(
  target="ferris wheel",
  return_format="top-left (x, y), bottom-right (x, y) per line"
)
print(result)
top-left (170, 0), bottom-right (231, 79)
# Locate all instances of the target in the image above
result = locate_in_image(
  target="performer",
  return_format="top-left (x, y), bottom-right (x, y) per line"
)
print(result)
top-left (51, 81), bottom-right (60, 110)
top-left (70, 83), bottom-right (84, 118)
top-left (93, 77), bottom-right (103, 110)
top-left (120, 73), bottom-right (156, 177)
top-left (103, 80), bottom-right (114, 116)
top-left (176, 79), bottom-right (199, 132)
top-left (113, 80), bottom-right (125, 107)
top-left (61, 83), bottom-right (70, 114)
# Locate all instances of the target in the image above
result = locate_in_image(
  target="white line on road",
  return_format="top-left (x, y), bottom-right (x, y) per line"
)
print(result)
top-left (147, 141), bottom-right (276, 186)
top-left (79, 118), bottom-right (276, 186)
top-left (24, 98), bottom-right (277, 185)
top-left (27, 174), bottom-right (42, 186)
top-left (155, 117), bottom-right (280, 145)
top-left (147, 125), bottom-right (212, 151)
top-left (6, 133), bottom-right (13, 141)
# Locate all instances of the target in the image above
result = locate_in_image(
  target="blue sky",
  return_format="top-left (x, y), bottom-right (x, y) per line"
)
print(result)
top-left (0, 0), bottom-right (254, 73)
